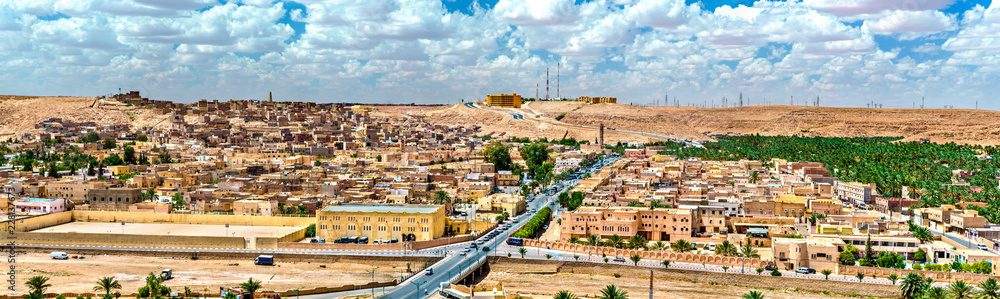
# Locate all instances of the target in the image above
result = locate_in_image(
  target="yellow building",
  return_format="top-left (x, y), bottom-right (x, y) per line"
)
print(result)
top-left (485, 94), bottom-right (522, 108)
top-left (476, 194), bottom-right (526, 216)
top-left (316, 204), bottom-right (446, 242)
top-left (579, 96), bottom-right (617, 104)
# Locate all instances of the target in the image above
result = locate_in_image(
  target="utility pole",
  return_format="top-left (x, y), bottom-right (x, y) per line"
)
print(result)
top-left (546, 68), bottom-right (550, 100)
top-left (557, 62), bottom-right (560, 99)
top-left (649, 269), bottom-right (654, 299)
top-left (921, 97), bottom-right (924, 109)
top-left (739, 92), bottom-right (743, 106)
top-left (535, 84), bottom-right (538, 99)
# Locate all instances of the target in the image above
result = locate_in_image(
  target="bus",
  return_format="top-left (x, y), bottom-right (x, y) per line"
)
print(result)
top-left (506, 237), bottom-right (523, 246)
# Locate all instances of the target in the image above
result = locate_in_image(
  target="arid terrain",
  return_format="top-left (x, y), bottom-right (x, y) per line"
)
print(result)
top-left (6, 95), bottom-right (1000, 145)
top-left (16, 251), bottom-right (409, 295)
top-left (478, 258), bottom-right (898, 299)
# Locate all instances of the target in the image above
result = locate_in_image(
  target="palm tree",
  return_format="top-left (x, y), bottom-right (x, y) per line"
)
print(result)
top-left (900, 272), bottom-right (927, 299)
top-left (661, 260), bottom-right (671, 268)
top-left (26, 276), bottom-right (52, 296)
top-left (670, 239), bottom-right (694, 253)
top-left (240, 278), bottom-right (263, 299)
top-left (606, 234), bottom-right (625, 249)
top-left (949, 280), bottom-right (973, 299)
top-left (546, 254), bottom-right (553, 260)
top-left (978, 277), bottom-right (1000, 299)
top-left (629, 254), bottom-right (641, 266)
top-left (519, 247), bottom-right (527, 258)
top-left (749, 171), bottom-right (760, 184)
top-left (820, 269), bottom-right (832, 280)
top-left (650, 241), bottom-right (667, 251)
top-left (628, 235), bottom-right (648, 250)
top-left (716, 241), bottom-right (737, 256)
top-left (755, 268), bottom-right (764, 275)
top-left (856, 273), bottom-right (865, 282)
top-left (924, 287), bottom-right (947, 299)
top-left (94, 276), bottom-right (122, 297)
top-left (740, 245), bottom-right (759, 259)
top-left (887, 273), bottom-right (899, 285)
top-left (553, 290), bottom-right (579, 299)
top-left (598, 285), bottom-right (628, 299)
top-left (742, 290), bottom-right (764, 299)
top-left (569, 236), bottom-right (580, 244)
top-left (587, 235), bottom-right (601, 247)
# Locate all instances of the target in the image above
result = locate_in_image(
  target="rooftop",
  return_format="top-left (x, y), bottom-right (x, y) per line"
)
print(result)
top-left (16, 198), bottom-right (60, 202)
top-left (321, 204), bottom-right (443, 214)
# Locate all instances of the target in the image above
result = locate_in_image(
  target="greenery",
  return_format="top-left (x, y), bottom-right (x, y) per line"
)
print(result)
top-left (27, 276), bottom-right (52, 297)
top-left (978, 277), bottom-right (1000, 299)
top-left (305, 224), bottom-right (316, 238)
top-left (171, 193), bottom-right (186, 210)
top-left (670, 239), bottom-right (694, 253)
top-left (598, 285), bottom-right (628, 299)
top-left (557, 191), bottom-right (585, 211)
top-left (553, 290), bottom-right (579, 299)
top-left (949, 280), bottom-right (972, 299)
top-left (239, 278), bottom-right (263, 298)
top-left (900, 272), bottom-right (928, 299)
top-left (483, 141), bottom-right (514, 171)
top-left (136, 134), bottom-right (148, 142)
top-left (555, 113), bottom-right (567, 121)
top-left (94, 277), bottom-right (122, 297)
top-left (821, 269), bottom-right (832, 280)
top-left (512, 207), bottom-right (551, 238)
top-left (137, 273), bottom-right (170, 298)
top-left (742, 291), bottom-right (764, 299)
top-left (520, 141), bottom-right (554, 180)
top-left (102, 138), bottom-right (117, 149)
top-left (672, 136), bottom-right (1000, 220)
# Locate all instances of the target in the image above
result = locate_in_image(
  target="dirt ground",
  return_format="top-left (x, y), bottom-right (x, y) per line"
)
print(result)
top-left (479, 257), bottom-right (899, 299)
top-left (0, 96), bottom-right (173, 140)
top-left (35, 222), bottom-right (303, 238)
top-left (10, 252), bottom-right (413, 295)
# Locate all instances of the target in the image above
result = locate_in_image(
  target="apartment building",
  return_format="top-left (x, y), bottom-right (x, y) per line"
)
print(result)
top-left (316, 204), bottom-right (446, 242)
top-left (772, 237), bottom-right (844, 272)
top-left (579, 96), bottom-right (617, 104)
top-left (836, 181), bottom-right (876, 206)
top-left (232, 199), bottom-right (278, 216)
top-left (950, 210), bottom-right (987, 234)
top-left (559, 206), bottom-right (694, 242)
top-left (476, 193), bottom-right (526, 216)
top-left (485, 94), bottom-right (522, 108)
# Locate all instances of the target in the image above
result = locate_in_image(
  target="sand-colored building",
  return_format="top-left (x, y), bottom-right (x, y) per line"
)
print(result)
top-left (579, 96), bottom-right (617, 104)
top-left (560, 206), bottom-right (693, 242)
top-left (485, 94), bottom-right (521, 108)
top-left (316, 204), bottom-right (446, 242)
top-left (477, 193), bottom-right (526, 216)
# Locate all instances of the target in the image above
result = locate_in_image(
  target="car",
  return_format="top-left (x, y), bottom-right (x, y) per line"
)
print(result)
top-left (795, 268), bottom-right (816, 274)
top-left (482, 246), bottom-right (490, 251)
top-left (613, 257), bottom-right (627, 263)
top-left (542, 225), bottom-right (548, 230)
top-left (459, 251), bottom-right (467, 256)
top-left (425, 268), bottom-right (433, 275)
top-left (979, 244), bottom-right (990, 251)
top-left (764, 265), bottom-right (777, 271)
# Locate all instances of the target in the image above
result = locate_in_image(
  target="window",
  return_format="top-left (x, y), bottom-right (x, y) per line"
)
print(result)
top-left (363, 217), bottom-right (371, 222)
top-left (421, 227), bottom-right (429, 232)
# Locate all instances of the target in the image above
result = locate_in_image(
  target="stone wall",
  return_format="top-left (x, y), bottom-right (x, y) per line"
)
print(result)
top-left (839, 265), bottom-right (996, 283)
top-left (72, 210), bottom-right (315, 227)
top-left (1, 211), bottom-right (73, 233)
top-left (12, 231), bottom-right (247, 248)
top-left (523, 239), bottom-right (775, 268)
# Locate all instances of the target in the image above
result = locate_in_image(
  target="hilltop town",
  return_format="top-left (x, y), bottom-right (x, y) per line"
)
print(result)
top-left (3, 92), bottom-right (1000, 299)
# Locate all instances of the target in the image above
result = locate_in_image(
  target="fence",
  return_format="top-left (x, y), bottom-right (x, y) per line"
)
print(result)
top-left (523, 239), bottom-right (775, 268)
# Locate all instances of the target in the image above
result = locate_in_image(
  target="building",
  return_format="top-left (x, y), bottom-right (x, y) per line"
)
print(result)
top-left (85, 188), bottom-right (143, 211)
top-left (485, 94), bottom-right (521, 108)
top-left (232, 199), bottom-right (278, 216)
top-left (950, 210), bottom-right (987, 234)
top-left (873, 196), bottom-right (918, 215)
top-left (13, 198), bottom-right (66, 215)
top-left (44, 181), bottom-right (106, 204)
top-left (559, 206), bottom-right (694, 242)
top-left (579, 96), bottom-right (617, 104)
top-left (316, 204), bottom-right (446, 242)
top-left (476, 193), bottom-right (526, 216)
top-left (836, 181), bottom-right (876, 206)
top-left (771, 237), bottom-right (844, 272)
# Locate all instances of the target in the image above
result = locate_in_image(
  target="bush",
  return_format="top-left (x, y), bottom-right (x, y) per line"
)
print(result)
top-left (555, 113), bottom-right (567, 121)
top-left (512, 207), bottom-right (552, 238)
top-left (305, 224), bottom-right (316, 237)
top-left (770, 269), bottom-right (782, 276)
top-left (613, 273), bottom-right (620, 278)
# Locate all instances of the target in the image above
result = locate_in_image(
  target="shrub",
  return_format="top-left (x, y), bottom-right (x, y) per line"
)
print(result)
top-left (555, 113), bottom-right (567, 121)
top-left (613, 273), bottom-right (620, 278)
top-left (512, 207), bottom-right (552, 238)
top-left (770, 269), bottom-right (782, 276)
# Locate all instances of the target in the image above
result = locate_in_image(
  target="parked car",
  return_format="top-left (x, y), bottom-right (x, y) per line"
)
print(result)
top-left (764, 265), bottom-right (777, 271)
top-left (795, 267), bottom-right (816, 274)
top-left (613, 257), bottom-right (627, 263)
top-left (50, 252), bottom-right (68, 260)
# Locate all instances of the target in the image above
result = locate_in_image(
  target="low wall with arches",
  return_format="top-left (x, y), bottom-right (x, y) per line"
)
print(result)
top-left (839, 265), bottom-right (996, 283)
top-left (523, 239), bottom-right (775, 268)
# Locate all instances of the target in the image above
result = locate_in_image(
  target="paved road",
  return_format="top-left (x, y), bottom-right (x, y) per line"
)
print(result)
top-left (374, 156), bottom-right (619, 299)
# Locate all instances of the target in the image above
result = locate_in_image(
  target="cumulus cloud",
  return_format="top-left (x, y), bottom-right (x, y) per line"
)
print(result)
top-left (865, 10), bottom-right (956, 39)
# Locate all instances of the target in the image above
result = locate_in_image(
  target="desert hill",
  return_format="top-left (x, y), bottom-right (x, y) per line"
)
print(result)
top-left (0, 95), bottom-right (174, 140)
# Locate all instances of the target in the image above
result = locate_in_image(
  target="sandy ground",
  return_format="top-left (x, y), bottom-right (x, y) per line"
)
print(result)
top-left (481, 258), bottom-right (899, 299)
top-left (0, 96), bottom-right (173, 140)
top-left (34, 222), bottom-right (303, 238)
top-left (10, 252), bottom-right (409, 295)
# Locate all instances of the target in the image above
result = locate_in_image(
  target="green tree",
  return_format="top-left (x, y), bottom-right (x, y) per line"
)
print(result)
top-left (924, 287), bottom-right (947, 299)
top-left (102, 138), bottom-right (117, 149)
top-left (949, 280), bottom-right (972, 299)
top-left (740, 244), bottom-right (759, 259)
top-left (839, 245), bottom-right (858, 265)
top-left (914, 248), bottom-right (927, 262)
top-left (482, 141), bottom-right (513, 171)
top-left (899, 272), bottom-right (927, 299)
top-left (859, 235), bottom-right (876, 267)
top-left (47, 162), bottom-right (59, 178)
top-left (83, 131), bottom-right (101, 143)
top-left (671, 239), bottom-right (694, 253)
top-left (661, 260), bottom-right (671, 268)
top-left (587, 235), bottom-right (601, 247)
top-left (978, 277), bottom-right (1000, 299)
top-left (171, 193), bottom-right (186, 210)
top-left (433, 190), bottom-right (450, 204)
top-left (742, 290), bottom-right (764, 299)
top-left (519, 247), bottom-right (527, 258)
top-left (305, 224), bottom-right (316, 238)
top-left (629, 254), bottom-right (641, 266)
top-left (627, 235), bottom-right (647, 250)
top-left (715, 241), bottom-right (737, 256)
top-left (136, 134), bottom-right (148, 142)
top-left (123, 146), bottom-right (136, 165)
top-left (239, 278), bottom-right (262, 298)
top-left (94, 277), bottom-right (122, 297)
top-left (821, 269), bottom-right (832, 280)
top-left (157, 151), bottom-right (171, 164)
top-left (26, 276), bottom-right (52, 296)
top-left (755, 268), bottom-right (764, 275)
top-left (606, 234), bottom-right (625, 249)
top-left (598, 285), bottom-right (628, 299)
top-left (553, 290), bottom-right (579, 299)
top-left (520, 141), bottom-right (552, 178)
top-left (856, 272), bottom-right (865, 282)
top-left (651, 241), bottom-right (667, 251)
top-left (887, 273), bottom-right (899, 285)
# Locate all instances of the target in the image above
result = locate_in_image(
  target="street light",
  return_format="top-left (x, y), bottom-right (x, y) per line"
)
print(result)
top-left (167, 231), bottom-right (171, 248)
top-left (365, 265), bottom-right (380, 298)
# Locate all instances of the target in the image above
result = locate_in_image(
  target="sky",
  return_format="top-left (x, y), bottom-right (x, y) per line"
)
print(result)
top-left (2, 0), bottom-right (1000, 108)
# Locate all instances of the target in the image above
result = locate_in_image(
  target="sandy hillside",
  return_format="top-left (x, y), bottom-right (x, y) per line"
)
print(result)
top-left (0, 96), bottom-right (173, 139)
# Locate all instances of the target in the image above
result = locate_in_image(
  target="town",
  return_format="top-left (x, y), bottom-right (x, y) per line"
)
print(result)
top-left (3, 92), bottom-right (999, 299)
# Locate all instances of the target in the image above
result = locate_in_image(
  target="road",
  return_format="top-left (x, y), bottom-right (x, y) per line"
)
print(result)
top-left (373, 155), bottom-right (620, 299)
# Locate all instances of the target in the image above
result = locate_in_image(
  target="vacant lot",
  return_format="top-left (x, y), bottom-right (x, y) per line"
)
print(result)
top-left (13, 252), bottom-right (414, 295)
top-left (480, 258), bottom-right (898, 299)
top-left (35, 222), bottom-right (303, 238)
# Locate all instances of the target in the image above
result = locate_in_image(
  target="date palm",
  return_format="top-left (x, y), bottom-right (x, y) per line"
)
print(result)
top-left (670, 239), bottom-right (694, 253)
top-left (661, 260), bottom-right (671, 268)
top-left (606, 234), bottom-right (625, 249)
top-left (26, 276), bottom-right (52, 296)
top-left (519, 247), bottom-right (527, 258)
top-left (553, 290), bottom-right (579, 299)
top-left (978, 277), bottom-right (1000, 299)
top-left (569, 236), bottom-right (580, 244)
top-left (239, 278), bottom-right (263, 298)
top-left (650, 241), bottom-right (667, 251)
top-left (598, 284), bottom-right (628, 299)
top-left (820, 269), bottom-right (832, 280)
top-left (899, 272), bottom-right (927, 299)
top-left (629, 254), bottom-right (642, 266)
top-left (94, 276), bottom-right (122, 297)
top-left (887, 273), bottom-right (898, 285)
top-left (587, 235), bottom-right (601, 247)
top-left (740, 245), bottom-right (759, 259)
top-left (628, 235), bottom-right (648, 250)
top-left (742, 290), bottom-right (764, 299)
top-left (949, 280), bottom-right (972, 299)
top-left (715, 241), bottom-right (737, 256)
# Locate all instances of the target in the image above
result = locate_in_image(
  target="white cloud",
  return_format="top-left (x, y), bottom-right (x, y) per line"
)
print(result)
top-left (801, 0), bottom-right (955, 17)
top-left (865, 10), bottom-right (956, 39)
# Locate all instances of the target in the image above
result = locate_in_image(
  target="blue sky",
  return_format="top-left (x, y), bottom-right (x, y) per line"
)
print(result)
top-left (2, 0), bottom-right (1000, 109)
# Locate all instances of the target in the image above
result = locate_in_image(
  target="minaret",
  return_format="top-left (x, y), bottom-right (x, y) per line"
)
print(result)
top-left (599, 123), bottom-right (605, 146)
top-left (269, 92), bottom-right (272, 102)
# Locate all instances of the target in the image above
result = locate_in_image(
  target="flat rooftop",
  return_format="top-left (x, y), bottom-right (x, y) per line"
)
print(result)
top-left (322, 204), bottom-right (442, 214)
top-left (33, 222), bottom-right (303, 238)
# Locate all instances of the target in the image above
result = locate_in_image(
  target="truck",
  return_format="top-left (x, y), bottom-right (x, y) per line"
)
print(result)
top-left (506, 238), bottom-right (523, 246)
top-left (160, 269), bottom-right (173, 280)
top-left (50, 252), bottom-right (68, 260)
top-left (254, 255), bottom-right (274, 266)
